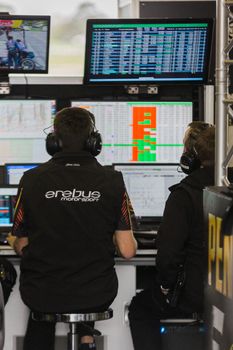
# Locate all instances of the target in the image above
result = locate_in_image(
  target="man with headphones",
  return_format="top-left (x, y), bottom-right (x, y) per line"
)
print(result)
top-left (11, 107), bottom-right (137, 350)
top-left (128, 121), bottom-right (215, 350)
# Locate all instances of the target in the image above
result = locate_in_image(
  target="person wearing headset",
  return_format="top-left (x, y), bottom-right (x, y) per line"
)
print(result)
top-left (10, 107), bottom-right (137, 350)
top-left (128, 121), bottom-right (215, 350)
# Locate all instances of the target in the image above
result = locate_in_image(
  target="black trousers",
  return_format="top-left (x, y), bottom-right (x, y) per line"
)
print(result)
top-left (23, 302), bottom-right (113, 350)
top-left (128, 287), bottom-right (192, 350)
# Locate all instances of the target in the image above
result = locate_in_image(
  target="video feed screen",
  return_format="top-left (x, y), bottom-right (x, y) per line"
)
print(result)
top-left (0, 15), bottom-right (50, 73)
top-left (84, 18), bottom-right (213, 85)
top-left (71, 101), bottom-right (193, 165)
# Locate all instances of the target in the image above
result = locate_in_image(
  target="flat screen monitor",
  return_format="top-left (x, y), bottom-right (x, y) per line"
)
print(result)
top-left (71, 100), bottom-right (192, 164)
top-left (0, 99), bottom-right (56, 164)
top-left (0, 15), bottom-right (50, 73)
top-left (114, 164), bottom-right (186, 223)
top-left (84, 18), bottom-right (213, 85)
top-left (5, 163), bottom-right (40, 185)
top-left (0, 186), bottom-right (17, 230)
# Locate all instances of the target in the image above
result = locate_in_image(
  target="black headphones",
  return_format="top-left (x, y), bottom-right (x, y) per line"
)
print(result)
top-left (46, 110), bottom-right (102, 157)
top-left (179, 148), bottom-right (201, 175)
top-left (179, 123), bottom-right (211, 175)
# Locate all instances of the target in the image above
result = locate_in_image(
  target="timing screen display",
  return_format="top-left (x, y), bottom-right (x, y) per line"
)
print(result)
top-left (84, 20), bottom-right (212, 84)
top-left (71, 101), bottom-right (192, 165)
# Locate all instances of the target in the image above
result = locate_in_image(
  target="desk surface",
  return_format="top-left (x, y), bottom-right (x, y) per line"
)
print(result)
top-left (0, 246), bottom-right (157, 261)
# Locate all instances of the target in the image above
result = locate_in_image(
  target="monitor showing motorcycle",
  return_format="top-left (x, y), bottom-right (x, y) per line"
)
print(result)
top-left (0, 15), bottom-right (50, 74)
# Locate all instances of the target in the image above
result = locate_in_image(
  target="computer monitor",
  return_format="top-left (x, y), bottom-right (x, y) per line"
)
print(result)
top-left (0, 186), bottom-right (17, 230)
top-left (71, 100), bottom-right (193, 165)
top-left (113, 164), bottom-right (186, 223)
top-left (0, 99), bottom-right (56, 164)
top-left (5, 163), bottom-right (40, 185)
top-left (0, 15), bottom-right (50, 73)
top-left (84, 18), bottom-right (213, 85)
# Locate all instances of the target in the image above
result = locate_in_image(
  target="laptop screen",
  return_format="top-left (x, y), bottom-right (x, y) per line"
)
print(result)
top-left (114, 164), bottom-right (186, 223)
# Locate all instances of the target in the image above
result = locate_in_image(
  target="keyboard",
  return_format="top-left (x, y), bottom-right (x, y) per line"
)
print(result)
top-left (133, 227), bottom-right (158, 249)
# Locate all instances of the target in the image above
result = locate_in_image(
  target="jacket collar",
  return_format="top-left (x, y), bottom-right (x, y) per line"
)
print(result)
top-left (169, 166), bottom-right (214, 192)
top-left (51, 151), bottom-right (98, 166)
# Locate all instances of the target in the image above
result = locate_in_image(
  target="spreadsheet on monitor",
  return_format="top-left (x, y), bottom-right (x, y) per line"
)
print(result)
top-left (71, 101), bottom-right (192, 165)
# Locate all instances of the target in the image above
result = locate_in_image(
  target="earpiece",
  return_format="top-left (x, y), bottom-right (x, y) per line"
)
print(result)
top-left (46, 132), bottom-right (62, 156)
top-left (45, 110), bottom-right (102, 157)
top-left (84, 111), bottom-right (102, 156)
top-left (85, 129), bottom-right (102, 157)
top-left (179, 149), bottom-right (201, 175)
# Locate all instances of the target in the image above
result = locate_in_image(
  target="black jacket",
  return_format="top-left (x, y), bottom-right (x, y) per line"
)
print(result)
top-left (12, 151), bottom-right (131, 312)
top-left (156, 166), bottom-right (214, 312)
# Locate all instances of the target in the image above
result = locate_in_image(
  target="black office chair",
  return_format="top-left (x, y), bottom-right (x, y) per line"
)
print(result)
top-left (0, 283), bottom-right (5, 350)
top-left (32, 308), bottom-right (113, 350)
top-left (160, 313), bottom-right (204, 350)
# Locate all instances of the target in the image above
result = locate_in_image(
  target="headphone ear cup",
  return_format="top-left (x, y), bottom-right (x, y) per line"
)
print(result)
top-left (180, 152), bottom-right (201, 175)
top-left (46, 132), bottom-right (63, 156)
top-left (85, 131), bottom-right (102, 156)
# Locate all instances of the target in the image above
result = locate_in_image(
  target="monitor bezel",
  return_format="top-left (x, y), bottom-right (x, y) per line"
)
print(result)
top-left (84, 17), bottom-right (214, 86)
top-left (113, 162), bottom-right (183, 224)
top-left (0, 14), bottom-right (50, 74)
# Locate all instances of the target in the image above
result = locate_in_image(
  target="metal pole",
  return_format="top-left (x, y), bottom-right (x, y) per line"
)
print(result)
top-left (215, 0), bottom-right (228, 185)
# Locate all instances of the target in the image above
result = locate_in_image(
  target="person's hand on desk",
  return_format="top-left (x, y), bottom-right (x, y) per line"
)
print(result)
top-left (6, 233), bottom-right (16, 248)
top-left (7, 233), bottom-right (28, 256)
top-left (113, 230), bottom-right (137, 259)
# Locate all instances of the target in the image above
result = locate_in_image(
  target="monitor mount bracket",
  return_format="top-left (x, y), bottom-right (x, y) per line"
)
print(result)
top-left (0, 12), bottom-right (10, 95)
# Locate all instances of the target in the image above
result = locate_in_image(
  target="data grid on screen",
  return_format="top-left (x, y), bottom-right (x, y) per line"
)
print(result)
top-left (71, 101), bottom-right (192, 165)
top-left (114, 164), bottom-right (186, 219)
top-left (0, 187), bottom-right (18, 227)
top-left (0, 99), bottom-right (56, 164)
top-left (84, 19), bottom-right (213, 84)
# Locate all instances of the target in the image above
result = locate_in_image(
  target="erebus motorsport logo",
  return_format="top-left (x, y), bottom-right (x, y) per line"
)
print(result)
top-left (45, 189), bottom-right (101, 202)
